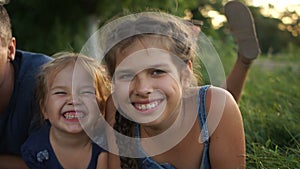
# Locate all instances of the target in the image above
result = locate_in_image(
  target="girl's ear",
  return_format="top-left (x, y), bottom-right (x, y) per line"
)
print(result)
top-left (180, 60), bottom-right (194, 86)
top-left (186, 60), bottom-right (193, 71)
top-left (181, 66), bottom-right (191, 88)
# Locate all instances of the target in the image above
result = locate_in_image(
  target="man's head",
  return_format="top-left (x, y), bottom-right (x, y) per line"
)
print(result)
top-left (0, 5), bottom-right (12, 47)
top-left (0, 5), bottom-right (16, 89)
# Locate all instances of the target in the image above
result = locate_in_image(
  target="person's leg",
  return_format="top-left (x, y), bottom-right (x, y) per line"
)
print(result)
top-left (223, 55), bottom-right (252, 102)
top-left (223, 1), bottom-right (261, 102)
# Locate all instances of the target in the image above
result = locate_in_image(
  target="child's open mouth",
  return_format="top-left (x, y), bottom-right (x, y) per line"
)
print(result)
top-left (62, 111), bottom-right (85, 120)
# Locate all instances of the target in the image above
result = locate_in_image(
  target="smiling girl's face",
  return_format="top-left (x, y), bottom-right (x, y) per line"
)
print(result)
top-left (42, 63), bottom-right (100, 134)
top-left (112, 36), bottom-right (188, 129)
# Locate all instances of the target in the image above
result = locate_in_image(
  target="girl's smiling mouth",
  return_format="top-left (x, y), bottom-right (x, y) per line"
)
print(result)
top-left (132, 99), bottom-right (163, 113)
top-left (62, 111), bottom-right (85, 120)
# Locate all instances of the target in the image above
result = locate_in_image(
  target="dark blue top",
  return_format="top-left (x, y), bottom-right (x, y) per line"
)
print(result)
top-left (135, 85), bottom-right (211, 169)
top-left (21, 122), bottom-right (106, 169)
top-left (0, 50), bottom-right (52, 155)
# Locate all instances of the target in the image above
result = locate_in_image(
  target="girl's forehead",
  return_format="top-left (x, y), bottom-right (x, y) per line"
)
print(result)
top-left (115, 38), bottom-right (169, 65)
top-left (47, 63), bottom-right (93, 87)
top-left (115, 48), bottom-right (185, 73)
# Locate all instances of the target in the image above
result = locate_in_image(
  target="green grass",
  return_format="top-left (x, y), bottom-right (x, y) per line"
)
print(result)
top-left (241, 55), bottom-right (300, 169)
top-left (209, 37), bottom-right (300, 168)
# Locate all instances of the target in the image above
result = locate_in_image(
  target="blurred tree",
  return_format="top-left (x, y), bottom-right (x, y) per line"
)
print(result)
top-left (250, 6), bottom-right (298, 54)
top-left (4, 0), bottom-right (299, 55)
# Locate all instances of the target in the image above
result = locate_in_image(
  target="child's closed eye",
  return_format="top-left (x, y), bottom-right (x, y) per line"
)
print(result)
top-left (53, 91), bottom-right (67, 95)
top-left (80, 90), bottom-right (96, 95)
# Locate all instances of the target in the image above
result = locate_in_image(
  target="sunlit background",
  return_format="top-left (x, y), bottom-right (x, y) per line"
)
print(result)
top-left (5, 0), bottom-right (300, 55)
top-left (206, 0), bottom-right (300, 37)
top-left (252, 0), bottom-right (300, 36)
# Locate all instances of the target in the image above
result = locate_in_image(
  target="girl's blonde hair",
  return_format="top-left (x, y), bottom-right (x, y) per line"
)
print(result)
top-left (36, 52), bottom-right (110, 120)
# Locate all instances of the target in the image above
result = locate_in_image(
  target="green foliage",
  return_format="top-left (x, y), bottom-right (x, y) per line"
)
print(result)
top-left (196, 31), bottom-right (237, 85)
top-left (208, 37), bottom-right (300, 168)
top-left (239, 52), bottom-right (300, 168)
top-left (5, 0), bottom-right (298, 55)
top-left (250, 7), bottom-right (290, 54)
top-left (246, 141), bottom-right (300, 169)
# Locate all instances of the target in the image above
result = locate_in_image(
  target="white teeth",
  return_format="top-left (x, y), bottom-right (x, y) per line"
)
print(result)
top-left (135, 101), bottom-right (160, 111)
top-left (64, 112), bottom-right (84, 119)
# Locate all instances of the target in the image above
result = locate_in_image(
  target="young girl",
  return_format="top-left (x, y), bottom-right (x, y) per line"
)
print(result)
top-left (21, 52), bottom-right (110, 169)
top-left (100, 12), bottom-right (246, 169)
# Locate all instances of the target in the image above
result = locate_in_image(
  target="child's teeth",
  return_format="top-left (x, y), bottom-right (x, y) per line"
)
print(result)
top-left (136, 101), bottom-right (159, 111)
top-left (64, 112), bottom-right (84, 119)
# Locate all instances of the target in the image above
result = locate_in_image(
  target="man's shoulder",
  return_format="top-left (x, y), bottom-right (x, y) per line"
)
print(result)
top-left (14, 50), bottom-right (52, 82)
top-left (16, 50), bottom-right (52, 66)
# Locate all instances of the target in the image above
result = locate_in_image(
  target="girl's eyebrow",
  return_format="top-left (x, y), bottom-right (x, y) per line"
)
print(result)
top-left (114, 69), bottom-right (135, 75)
top-left (150, 64), bottom-right (170, 68)
top-left (50, 86), bottom-right (67, 90)
top-left (80, 85), bottom-right (95, 89)
top-left (116, 63), bottom-right (170, 73)
top-left (50, 84), bottom-right (94, 91)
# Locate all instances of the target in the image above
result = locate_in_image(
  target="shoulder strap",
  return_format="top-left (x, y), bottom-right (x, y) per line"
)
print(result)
top-left (198, 85), bottom-right (210, 143)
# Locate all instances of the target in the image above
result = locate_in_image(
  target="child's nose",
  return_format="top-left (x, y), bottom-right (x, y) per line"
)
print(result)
top-left (67, 95), bottom-right (81, 105)
top-left (132, 76), bottom-right (153, 97)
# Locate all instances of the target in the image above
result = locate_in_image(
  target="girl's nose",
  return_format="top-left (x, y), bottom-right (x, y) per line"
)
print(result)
top-left (132, 76), bottom-right (153, 97)
top-left (66, 94), bottom-right (81, 105)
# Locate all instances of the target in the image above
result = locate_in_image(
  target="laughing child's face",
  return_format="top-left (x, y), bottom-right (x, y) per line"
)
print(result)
top-left (42, 63), bottom-right (100, 134)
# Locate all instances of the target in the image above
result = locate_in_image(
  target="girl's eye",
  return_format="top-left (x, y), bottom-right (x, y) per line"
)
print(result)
top-left (152, 69), bottom-right (166, 76)
top-left (53, 91), bottom-right (67, 95)
top-left (81, 90), bottom-right (95, 95)
top-left (116, 73), bottom-right (134, 81)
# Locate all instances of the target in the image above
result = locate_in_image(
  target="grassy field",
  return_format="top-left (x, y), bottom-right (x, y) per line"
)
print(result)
top-left (213, 39), bottom-right (300, 168)
top-left (241, 54), bottom-right (300, 169)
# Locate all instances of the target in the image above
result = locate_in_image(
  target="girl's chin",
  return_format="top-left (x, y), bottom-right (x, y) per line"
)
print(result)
top-left (64, 124), bottom-right (84, 133)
